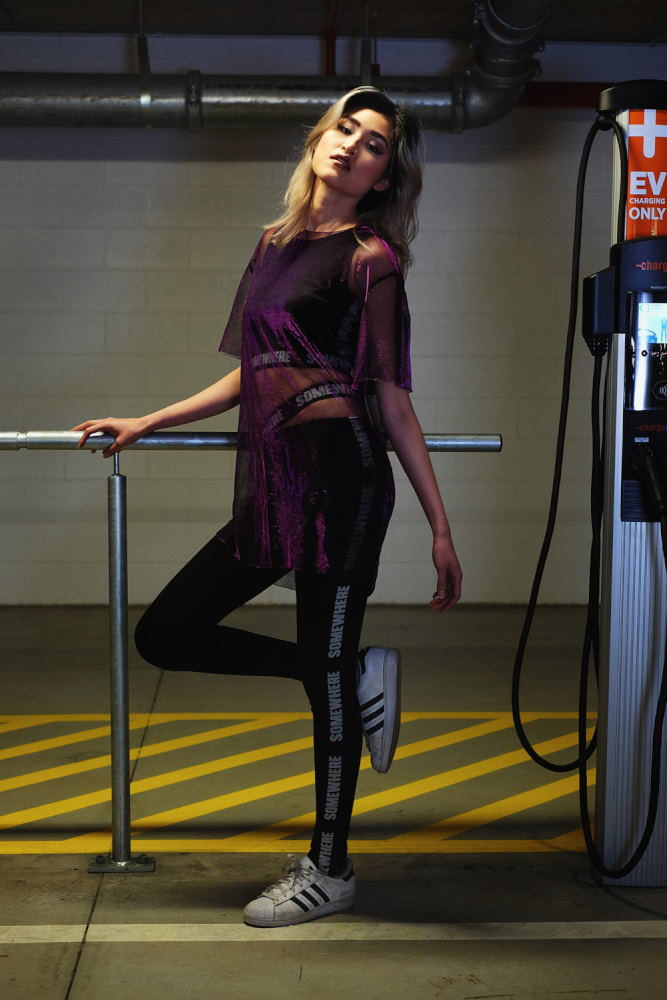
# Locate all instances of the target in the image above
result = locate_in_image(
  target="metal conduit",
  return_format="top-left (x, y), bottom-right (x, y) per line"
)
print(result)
top-left (0, 0), bottom-right (551, 130)
top-left (0, 430), bottom-right (501, 873)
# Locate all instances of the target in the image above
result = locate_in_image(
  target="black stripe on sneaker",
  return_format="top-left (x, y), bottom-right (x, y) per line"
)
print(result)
top-left (311, 884), bottom-right (330, 903)
top-left (360, 692), bottom-right (383, 711)
top-left (300, 889), bottom-right (320, 908)
top-left (292, 895), bottom-right (310, 913)
top-left (363, 706), bottom-right (384, 724)
top-left (343, 869), bottom-right (354, 881)
top-left (366, 720), bottom-right (384, 736)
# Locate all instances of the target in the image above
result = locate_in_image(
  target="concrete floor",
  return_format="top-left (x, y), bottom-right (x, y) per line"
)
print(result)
top-left (1, 604), bottom-right (667, 999)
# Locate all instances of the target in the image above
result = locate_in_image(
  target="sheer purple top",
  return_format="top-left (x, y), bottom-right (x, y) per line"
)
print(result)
top-left (217, 224), bottom-right (412, 576)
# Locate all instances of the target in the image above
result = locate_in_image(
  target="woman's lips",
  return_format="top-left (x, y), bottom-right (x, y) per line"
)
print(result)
top-left (331, 155), bottom-right (350, 171)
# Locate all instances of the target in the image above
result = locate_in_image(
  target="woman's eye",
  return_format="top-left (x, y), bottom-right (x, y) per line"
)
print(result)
top-left (338, 122), bottom-right (352, 134)
top-left (368, 143), bottom-right (382, 155)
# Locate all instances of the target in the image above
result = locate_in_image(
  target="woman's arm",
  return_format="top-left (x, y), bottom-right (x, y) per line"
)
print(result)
top-left (73, 366), bottom-right (242, 458)
top-left (375, 380), bottom-right (462, 612)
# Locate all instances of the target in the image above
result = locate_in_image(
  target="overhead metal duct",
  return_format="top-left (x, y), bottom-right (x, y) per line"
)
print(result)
top-left (0, 1), bottom-right (550, 130)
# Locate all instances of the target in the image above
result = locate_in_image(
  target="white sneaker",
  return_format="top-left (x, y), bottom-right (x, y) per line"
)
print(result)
top-left (243, 855), bottom-right (356, 927)
top-left (357, 646), bottom-right (401, 774)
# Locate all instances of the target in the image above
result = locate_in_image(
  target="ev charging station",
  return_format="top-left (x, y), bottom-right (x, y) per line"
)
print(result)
top-left (586, 81), bottom-right (667, 886)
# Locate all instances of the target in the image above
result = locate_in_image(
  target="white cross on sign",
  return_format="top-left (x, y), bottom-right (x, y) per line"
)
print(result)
top-left (628, 109), bottom-right (667, 159)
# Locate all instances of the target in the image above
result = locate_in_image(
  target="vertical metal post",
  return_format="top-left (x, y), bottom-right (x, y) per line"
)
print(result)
top-left (109, 453), bottom-right (130, 860)
top-left (89, 454), bottom-right (155, 874)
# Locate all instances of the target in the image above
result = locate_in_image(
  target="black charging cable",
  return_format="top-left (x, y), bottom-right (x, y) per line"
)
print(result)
top-left (510, 113), bottom-right (616, 772)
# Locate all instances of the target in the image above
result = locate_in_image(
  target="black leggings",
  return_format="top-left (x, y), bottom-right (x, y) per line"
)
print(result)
top-left (134, 536), bottom-right (368, 876)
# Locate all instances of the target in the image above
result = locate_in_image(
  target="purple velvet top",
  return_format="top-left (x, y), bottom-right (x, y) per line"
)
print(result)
top-left (217, 224), bottom-right (412, 576)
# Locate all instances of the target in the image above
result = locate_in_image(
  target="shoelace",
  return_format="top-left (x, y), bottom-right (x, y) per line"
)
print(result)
top-left (263, 855), bottom-right (316, 902)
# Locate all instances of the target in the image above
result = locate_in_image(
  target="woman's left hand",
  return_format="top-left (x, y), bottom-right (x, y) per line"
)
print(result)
top-left (429, 534), bottom-right (462, 613)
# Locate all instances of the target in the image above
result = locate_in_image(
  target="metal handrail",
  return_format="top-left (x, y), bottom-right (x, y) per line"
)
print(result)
top-left (1, 428), bottom-right (502, 872)
top-left (0, 430), bottom-right (502, 452)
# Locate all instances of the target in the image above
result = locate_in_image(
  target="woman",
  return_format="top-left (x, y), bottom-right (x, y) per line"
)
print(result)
top-left (74, 85), bottom-right (462, 927)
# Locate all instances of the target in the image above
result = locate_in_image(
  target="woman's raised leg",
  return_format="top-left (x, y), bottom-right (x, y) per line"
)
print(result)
top-left (134, 535), bottom-right (302, 680)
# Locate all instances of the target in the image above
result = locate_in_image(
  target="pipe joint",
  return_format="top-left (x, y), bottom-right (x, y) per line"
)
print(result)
top-left (458, 72), bottom-right (525, 128)
top-left (468, 53), bottom-right (541, 91)
top-left (474, 0), bottom-right (549, 42)
top-left (186, 70), bottom-right (203, 130)
top-left (460, 0), bottom-right (548, 123)
top-left (450, 74), bottom-right (468, 134)
top-left (471, 0), bottom-right (546, 86)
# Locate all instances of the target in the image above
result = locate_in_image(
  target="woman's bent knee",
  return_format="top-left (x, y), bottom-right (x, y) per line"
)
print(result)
top-left (134, 611), bottom-right (184, 671)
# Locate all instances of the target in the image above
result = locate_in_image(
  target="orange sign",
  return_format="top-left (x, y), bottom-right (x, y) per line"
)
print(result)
top-left (626, 109), bottom-right (667, 239)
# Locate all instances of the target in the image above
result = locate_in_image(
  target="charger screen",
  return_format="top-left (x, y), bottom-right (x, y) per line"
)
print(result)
top-left (637, 301), bottom-right (667, 341)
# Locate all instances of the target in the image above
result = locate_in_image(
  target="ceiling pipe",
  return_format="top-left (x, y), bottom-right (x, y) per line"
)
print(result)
top-left (0, 1), bottom-right (550, 131)
top-left (324, 0), bottom-right (341, 77)
top-left (456, 0), bottom-right (549, 128)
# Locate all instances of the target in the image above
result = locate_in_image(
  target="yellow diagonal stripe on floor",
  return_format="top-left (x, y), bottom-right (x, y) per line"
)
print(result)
top-left (0, 717), bottom-right (87, 736)
top-left (128, 716), bottom-right (520, 839)
top-left (63, 735), bottom-right (317, 848)
top-left (0, 789), bottom-right (109, 830)
top-left (351, 728), bottom-right (592, 819)
top-left (548, 827), bottom-right (587, 851)
top-left (0, 716), bottom-right (515, 834)
top-left (146, 713), bottom-right (312, 722)
top-left (0, 714), bottom-right (595, 856)
top-left (385, 768), bottom-right (597, 846)
top-left (392, 716), bottom-right (525, 759)
top-left (0, 731), bottom-right (315, 833)
top-left (0, 713), bottom-right (208, 763)
top-left (145, 727), bottom-right (589, 851)
top-left (129, 769), bottom-right (317, 835)
top-left (211, 729), bottom-right (591, 851)
top-left (0, 715), bottom-right (112, 732)
top-left (0, 715), bottom-right (303, 793)
top-left (0, 718), bottom-right (152, 762)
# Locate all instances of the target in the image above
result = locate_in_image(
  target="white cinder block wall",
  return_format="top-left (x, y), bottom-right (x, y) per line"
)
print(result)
top-left (0, 34), bottom-right (665, 605)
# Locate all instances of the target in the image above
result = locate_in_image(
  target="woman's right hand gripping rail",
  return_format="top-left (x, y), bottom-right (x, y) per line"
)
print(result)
top-left (72, 367), bottom-right (242, 459)
top-left (72, 416), bottom-right (152, 458)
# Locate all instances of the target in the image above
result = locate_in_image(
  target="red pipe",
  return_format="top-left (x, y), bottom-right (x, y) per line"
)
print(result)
top-left (325, 0), bottom-right (341, 77)
top-left (520, 81), bottom-right (611, 108)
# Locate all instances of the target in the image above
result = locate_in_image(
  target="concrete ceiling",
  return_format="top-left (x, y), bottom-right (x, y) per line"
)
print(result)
top-left (0, 1), bottom-right (664, 45)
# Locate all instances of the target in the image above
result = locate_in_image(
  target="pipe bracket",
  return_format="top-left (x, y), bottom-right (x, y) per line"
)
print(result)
top-left (186, 70), bottom-right (203, 130)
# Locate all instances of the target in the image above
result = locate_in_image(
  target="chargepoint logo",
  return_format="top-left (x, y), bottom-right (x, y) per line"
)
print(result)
top-left (634, 261), bottom-right (667, 273)
top-left (626, 109), bottom-right (667, 238)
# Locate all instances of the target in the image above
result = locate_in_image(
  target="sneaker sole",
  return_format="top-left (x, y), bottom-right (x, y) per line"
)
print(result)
top-left (243, 895), bottom-right (355, 927)
top-left (362, 647), bottom-right (401, 774)
top-left (379, 647), bottom-right (401, 773)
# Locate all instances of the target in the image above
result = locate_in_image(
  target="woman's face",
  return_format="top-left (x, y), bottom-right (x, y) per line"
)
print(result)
top-left (311, 106), bottom-right (393, 202)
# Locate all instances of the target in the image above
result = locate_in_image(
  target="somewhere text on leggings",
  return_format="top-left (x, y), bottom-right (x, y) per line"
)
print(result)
top-left (327, 584), bottom-right (351, 659)
top-left (324, 754), bottom-right (343, 821)
top-left (327, 671), bottom-right (344, 741)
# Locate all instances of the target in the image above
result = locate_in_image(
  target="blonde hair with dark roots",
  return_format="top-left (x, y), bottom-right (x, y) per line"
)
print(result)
top-left (266, 86), bottom-right (423, 272)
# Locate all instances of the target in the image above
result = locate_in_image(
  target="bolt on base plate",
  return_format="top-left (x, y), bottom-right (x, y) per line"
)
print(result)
top-left (88, 853), bottom-right (156, 874)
